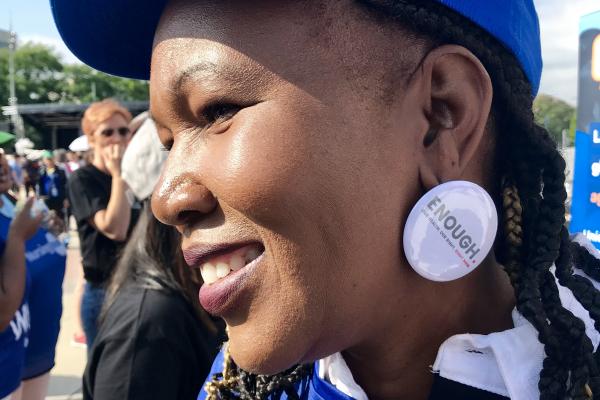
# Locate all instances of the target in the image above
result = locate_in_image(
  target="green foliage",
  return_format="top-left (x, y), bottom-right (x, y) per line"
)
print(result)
top-left (60, 64), bottom-right (149, 104)
top-left (0, 42), bottom-right (64, 104)
top-left (0, 41), bottom-right (148, 106)
top-left (533, 94), bottom-right (576, 147)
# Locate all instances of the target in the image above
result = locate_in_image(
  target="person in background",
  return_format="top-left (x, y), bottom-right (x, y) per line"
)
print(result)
top-left (52, 150), bottom-right (70, 177)
top-left (83, 118), bottom-right (224, 400)
top-left (7, 155), bottom-right (23, 192)
top-left (67, 99), bottom-right (138, 350)
top-left (65, 151), bottom-right (81, 175)
top-left (10, 178), bottom-right (67, 400)
top-left (128, 111), bottom-right (149, 137)
top-left (39, 151), bottom-right (68, 220)
top-left (0, 147), bottom-right (65, 400)
top-left (22, 157), bottom-right (40, 195)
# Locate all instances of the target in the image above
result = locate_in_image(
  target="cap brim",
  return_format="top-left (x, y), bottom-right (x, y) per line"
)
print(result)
top-left (50, 0), bottom-right (167, 80)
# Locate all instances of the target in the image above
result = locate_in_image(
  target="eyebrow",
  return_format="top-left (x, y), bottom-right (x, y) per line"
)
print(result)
top-left (170, 60), bottom-right (266, 96)
top-left (172, 61), bottom-right (222, 93)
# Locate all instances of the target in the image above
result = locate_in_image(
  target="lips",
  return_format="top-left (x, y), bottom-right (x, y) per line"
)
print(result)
top-left (183, 241), bottom-right (265, 315)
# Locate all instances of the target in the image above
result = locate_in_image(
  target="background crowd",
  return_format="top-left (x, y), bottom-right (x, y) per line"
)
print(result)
top-left (0, 99), bottom-right (224, 400)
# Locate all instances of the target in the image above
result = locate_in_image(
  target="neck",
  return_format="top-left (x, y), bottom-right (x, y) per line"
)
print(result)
top-left (92, 151), bottom-right (108, 173)
top-left (343, 257), bottom-right (515, 400)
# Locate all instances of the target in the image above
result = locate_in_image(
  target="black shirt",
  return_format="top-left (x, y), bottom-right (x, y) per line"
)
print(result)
top-left (68, 165), bottom-right (137, 284)
top-left (429, 376), bottom-right (509, 399)
top-left (83, 284), bottom-right (221, 400)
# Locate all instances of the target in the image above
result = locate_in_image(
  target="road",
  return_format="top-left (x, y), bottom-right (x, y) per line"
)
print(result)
top-left (46, 228), bottom-right (86, 400)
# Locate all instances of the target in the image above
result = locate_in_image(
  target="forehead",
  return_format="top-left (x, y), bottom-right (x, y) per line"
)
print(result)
top-left (149, 0), bottom-right (425, 119)
top-left (96, 113), bottom-right (129, 129)
top-left (150, 1), bottom-right (325, 86)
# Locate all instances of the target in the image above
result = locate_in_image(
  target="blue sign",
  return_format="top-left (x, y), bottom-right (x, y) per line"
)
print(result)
top-left (571, 11), bottom-right (600, 248)
top-left (571, 124), bottom-right (600, 247)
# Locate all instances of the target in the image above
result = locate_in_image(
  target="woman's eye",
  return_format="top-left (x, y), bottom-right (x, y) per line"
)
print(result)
top-left (202, 103), bottom-right (241, 125)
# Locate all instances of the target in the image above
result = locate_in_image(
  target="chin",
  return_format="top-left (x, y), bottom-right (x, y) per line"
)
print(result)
top-left (228, 335), bottom-right (302, 375)
top-left (227, 317), bottom-right (318, 376)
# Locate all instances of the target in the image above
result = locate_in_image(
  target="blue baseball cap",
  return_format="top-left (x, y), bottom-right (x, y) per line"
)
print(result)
top-left (50, 0), bottom-right (542, 95)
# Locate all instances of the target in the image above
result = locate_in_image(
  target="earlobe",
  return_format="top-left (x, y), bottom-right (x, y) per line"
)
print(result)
top-left (413, 45), bottom-right (493, 191)
top-left (419, 129), bottom-right (461, 190)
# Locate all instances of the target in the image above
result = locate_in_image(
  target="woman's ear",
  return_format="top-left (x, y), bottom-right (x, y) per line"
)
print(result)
top-left (407, 45), bottom-right (493, 190)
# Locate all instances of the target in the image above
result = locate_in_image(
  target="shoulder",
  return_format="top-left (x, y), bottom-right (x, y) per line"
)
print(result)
top-left (137, 289), bottom-right (196, 333)
top-left (96, 286), bottom-right (146, 341)
top-left (104, 286), bottom-right (196, 338)
top-left (68, 166), bottom-right (109, 201)
top-left (68, 165), bottom-right (94, 185)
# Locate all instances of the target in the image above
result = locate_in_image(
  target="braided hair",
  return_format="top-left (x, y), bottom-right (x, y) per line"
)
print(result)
top-left (205, 1), bottom-right (600, 399)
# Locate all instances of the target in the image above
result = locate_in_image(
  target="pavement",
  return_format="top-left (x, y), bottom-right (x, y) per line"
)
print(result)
top-left (46, 227), bottom-right (86, 400)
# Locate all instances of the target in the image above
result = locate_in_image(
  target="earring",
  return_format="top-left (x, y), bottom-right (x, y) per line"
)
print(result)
top-left (402, 180), bottom-right (497, 282)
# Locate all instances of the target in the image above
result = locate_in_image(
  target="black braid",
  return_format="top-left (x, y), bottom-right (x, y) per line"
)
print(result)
top-left (356, 1), bottom-right (600, 398)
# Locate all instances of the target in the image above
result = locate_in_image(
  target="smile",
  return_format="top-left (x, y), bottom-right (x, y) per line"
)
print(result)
top-left (199, 245), bottom-right (262, 284)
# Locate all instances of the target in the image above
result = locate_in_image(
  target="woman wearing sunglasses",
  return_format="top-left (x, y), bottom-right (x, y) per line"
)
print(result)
top-left (67, 99), bottom-right (139, 350)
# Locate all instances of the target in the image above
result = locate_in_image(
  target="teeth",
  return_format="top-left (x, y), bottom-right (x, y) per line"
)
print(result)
top-left (216, 262), bottom-right (231, 278)
top-left (199, 247), bottom-right (263, 285)
top-left (200, 262), bottom-right (217, 284)
top-left (230, 255), bottom-right (244, 271)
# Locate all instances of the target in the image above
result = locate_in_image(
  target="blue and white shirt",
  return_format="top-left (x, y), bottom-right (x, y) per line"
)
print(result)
top-left (0, 196), bottom-right (66, 396)
top-left (0, 198), bottom-right (30, 398)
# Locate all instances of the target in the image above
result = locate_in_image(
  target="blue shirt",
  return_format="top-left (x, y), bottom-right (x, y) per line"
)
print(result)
top-left (0, 224), bottom-right (31, 398)
top-left (0, 198), bottom-right (67, 395)
top-left (198, 350), bottom-right (354, 400)
top-left (21, 226), bottom-right (66, 378)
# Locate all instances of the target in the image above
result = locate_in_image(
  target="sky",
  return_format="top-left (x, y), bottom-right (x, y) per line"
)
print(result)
top-left (3, 0), bottom-right (600, 106)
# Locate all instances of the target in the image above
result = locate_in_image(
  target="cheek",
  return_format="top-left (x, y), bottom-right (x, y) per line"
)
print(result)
top-left (208, 101), bottom-right (337, 226)
top-left (91, 134), bottom-right (107, 149)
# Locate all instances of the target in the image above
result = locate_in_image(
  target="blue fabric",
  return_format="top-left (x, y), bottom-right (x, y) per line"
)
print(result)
top-left (81, 283), bottom-right (106, 350)
top-left (0, 211), bottom-right (66, 388)
top-left (40, 171), bottom-right (60, 199)
top-left (49, 0), bottom-right (542, 95)
top-left (0, 222), bottom-right (30, 397)
top-left (22, 227), bottom-right (66, 379)
top-left (197, 349), bottom-right (355, 400)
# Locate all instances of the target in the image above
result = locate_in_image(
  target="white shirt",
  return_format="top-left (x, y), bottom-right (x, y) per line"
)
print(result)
top-left (319, 234), bottom-right (600, 399)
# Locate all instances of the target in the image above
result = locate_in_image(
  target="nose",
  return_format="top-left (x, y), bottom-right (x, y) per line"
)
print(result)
top-left (151, 154), bottom-right (218, 229)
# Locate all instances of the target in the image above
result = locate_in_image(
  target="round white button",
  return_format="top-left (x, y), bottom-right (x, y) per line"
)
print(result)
top-left (403, 181), bottom-right (498, 282)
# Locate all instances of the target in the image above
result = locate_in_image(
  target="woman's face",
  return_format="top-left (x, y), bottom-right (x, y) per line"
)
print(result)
top-left (151, 0), bottom-right (429, 374)
top-left (89, 113), bottom-right (132, 152)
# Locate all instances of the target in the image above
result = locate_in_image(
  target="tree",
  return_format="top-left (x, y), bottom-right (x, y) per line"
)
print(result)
top-left (0, 42), bottom-right (64, 104)
top-left (533, 94), bottom-right (576, 147)
top-left (0, 42), bottom-right (149, 106)
top-left (60, 64), bottom-right (148, 104)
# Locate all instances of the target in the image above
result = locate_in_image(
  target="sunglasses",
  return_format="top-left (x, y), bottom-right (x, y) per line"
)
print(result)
top-left (100, 127), bottom-right (130, 137)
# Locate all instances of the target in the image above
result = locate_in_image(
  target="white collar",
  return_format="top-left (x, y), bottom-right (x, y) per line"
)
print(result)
top-left (319, 234), bottom-right (600, 399)
top-left (318, 353), bottom-right (369, 400)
